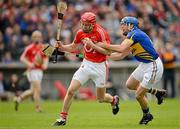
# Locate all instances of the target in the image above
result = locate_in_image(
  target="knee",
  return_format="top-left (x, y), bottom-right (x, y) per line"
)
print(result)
top-left (29, 89), bottom-right (34, 95)
top-left (135, 94), bottom-right (140, 100)
top-left (67, 89), bottom-right (75, 97)
top-left (35, 88), bottom-right (41, 94)
top-left (126, 81), bottom-right (138, 90)
top-left (135, 92), bottom-right (143, 100)
top-left (97, 97), bottom-right (104, 103)
top-left (126, 81), bottom-right (132, 90)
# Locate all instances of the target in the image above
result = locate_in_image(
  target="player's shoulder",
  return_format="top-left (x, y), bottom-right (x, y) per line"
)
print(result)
top-left (95, 24), bottom-right (109, 37)
top-left (96, 24), bottom-right (106, 31)
top-left (128, 28), bottom-right (142, 38)
top-left (25, 43), bottom-right (34, 50)
top-left (75, 29), bottom-right (86, 40)
top-left (76, 29), bottom-right (84, 35)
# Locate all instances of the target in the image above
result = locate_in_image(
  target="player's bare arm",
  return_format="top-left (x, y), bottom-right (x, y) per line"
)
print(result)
top-left (20, 56), bottom-right (34, 69)
top-left (42, 57), bottom-right (49, 70)
top-left (108, 49), bottom-right (130, 60)
top-left (97, 39), bottom-right (133, 53)
top-left (83, 38), bottom-right (111, 55)
top-left (56, 41), bottom-right (78, 53)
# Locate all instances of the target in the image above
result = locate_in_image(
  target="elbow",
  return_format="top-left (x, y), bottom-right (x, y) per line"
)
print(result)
top-left (115, 46), bottom-right (128, 53)
top-left (105, 50), bottom-right (111, 56)
top-left (42, 61), bottom-right (48, 70)
top-left (20, 56), bottom-right (24, 62)
top-left (110, 57), bottom-right (119, 61)
top-left (42, 66), bottom-right (48, 70)
top-left (106, 52), bottom-right (111, 56)
top-left (108, 56), bottom-right (120, 61)
top-left (113, 48), bottom-right (122, 53)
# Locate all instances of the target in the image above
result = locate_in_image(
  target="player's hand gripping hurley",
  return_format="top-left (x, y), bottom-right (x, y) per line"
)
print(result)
top-left (53, 1), bottom-right (67, 63)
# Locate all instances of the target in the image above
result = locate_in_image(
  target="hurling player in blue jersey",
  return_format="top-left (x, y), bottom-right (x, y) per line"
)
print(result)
top-left (97, 16), bottom-right (166, 125)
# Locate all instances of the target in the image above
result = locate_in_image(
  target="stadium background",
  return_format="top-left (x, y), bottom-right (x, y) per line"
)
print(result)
top-left (0, 0), bottom-right (180, 99)
top-left (0, 0), bottom-right (180, 129)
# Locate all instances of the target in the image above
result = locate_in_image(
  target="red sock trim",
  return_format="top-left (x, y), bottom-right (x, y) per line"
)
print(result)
top-left (60, 112), bottom-right (68, 119)
top-left (111, 97), bottom-right (115, 105)
top-left (60, 112), bottom-right (68, 115)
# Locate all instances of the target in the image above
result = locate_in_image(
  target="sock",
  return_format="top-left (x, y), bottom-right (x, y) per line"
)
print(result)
top-left (142, 107), bottom-right (150, 115)
top-left (60, 112), bottom-right (68, 121)
top-left (111, 96), bottom-right (115, 105)
top-left (148, 88), bottom-right (159, 96)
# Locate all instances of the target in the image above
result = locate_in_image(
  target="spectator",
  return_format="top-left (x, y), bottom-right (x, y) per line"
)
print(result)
top-left (0, 71), bottom-right (7, 101)
top-left (6, 74), bottom-right (22, 97)
top-left (2, 51), bottom-right (14, 64)
top-left (0, 72), bottom-right (21, 101)
top-left (0, 31), bottom-right (5, 61)
top-left (161, 43), bottom-right (176, 98)
top-left (13, 30), bottom-right (49, 112)
top-left (0, 0), bottom-right (179, 63)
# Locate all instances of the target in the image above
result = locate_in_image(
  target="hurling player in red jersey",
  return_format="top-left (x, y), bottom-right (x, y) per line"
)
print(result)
top-left (53, 12), bottom-right (119, 126)
top-left (14, 30), bottom-right (49, 112)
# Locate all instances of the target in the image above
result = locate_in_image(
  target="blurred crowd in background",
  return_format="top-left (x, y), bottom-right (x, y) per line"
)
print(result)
top-left (0, 0), bottom-right (180, 100)
top-left (0, 0), bottom-right (179, 63)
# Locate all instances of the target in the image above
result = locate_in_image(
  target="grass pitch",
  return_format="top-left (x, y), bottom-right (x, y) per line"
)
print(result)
top-left (0, 98), bottom-right (180, 129)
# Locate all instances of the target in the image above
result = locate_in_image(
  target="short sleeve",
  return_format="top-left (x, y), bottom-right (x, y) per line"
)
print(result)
top-left (97, 27), bottom-right (110, 44)
top-left (104, 31), bottom-right (110, 44)
top-left (73, 30), bottom-right (82, 44)
top-left (23, 46), bottom-right (30, 57)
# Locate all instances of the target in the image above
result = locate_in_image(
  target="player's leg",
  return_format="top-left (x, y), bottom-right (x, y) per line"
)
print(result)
top-left (148, 88), bottom-right (166, 104)
top-left (53, 62), bottom-right (89, 126)
top-left (126, 75), bottom-right (140, 90)
top-left (96, 87), bottom-right (119, 115)
top-left (14, 70), bottom-right (35, 105)
top-left (13, 84), bottom-right (33, 111)
top-left (146, 58), bottom-right (166, 104)
top-left (96, 87), bottom-right (112, 103)
top-left (53, 79), bottom-right (81, 126)
top-left (126, 64), bottom-right (144, 91)
top-left (128, 64), bottom-right (153, 124)
top-left (32, 81), bottom-right (42, 112)
top-left (17, 86), bottom-right (34, 101)
top-left (94, 61), bottom-right (119, 115)
top-left (62, 79), bottom-right (81, 113)
top-left (126, 75), bottom-right (147, 103)
top-left (136, 85), bottom-right (153, 125)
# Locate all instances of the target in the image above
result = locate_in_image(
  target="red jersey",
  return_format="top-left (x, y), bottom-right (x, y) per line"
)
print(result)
top-left (74, 24), bottom-right (110, 63)
top-left (20, 43), bottom-right (47, 70)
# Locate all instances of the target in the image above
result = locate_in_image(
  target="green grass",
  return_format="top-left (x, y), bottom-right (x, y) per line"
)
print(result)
top-left (0, 99), bottom-right (180, 129)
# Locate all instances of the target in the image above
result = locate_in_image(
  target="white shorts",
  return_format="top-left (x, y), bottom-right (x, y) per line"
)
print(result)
top-left (132, 57), bottom-right (164, 89)
top-left (73, 59), bottom-right (108, 87)
top-left (27, 69), bottom-right (43, 83)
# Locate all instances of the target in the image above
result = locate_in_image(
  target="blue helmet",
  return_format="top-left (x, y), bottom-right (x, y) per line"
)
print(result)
top-left (120, 16), bottom-right (138, 26)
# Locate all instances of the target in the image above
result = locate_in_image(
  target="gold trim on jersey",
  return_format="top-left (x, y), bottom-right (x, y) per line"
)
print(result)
top-left (130, 43), bottom-right (154, 61)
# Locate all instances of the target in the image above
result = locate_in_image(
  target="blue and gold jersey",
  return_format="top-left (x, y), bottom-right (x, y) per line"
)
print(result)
top-left (127, 27), bottom-right (158, 63)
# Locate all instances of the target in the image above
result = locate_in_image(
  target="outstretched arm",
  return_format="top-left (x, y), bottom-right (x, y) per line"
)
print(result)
top-left (98, 39), bottom-right (133, 53)
top-left (42, 57), bottom-right (49, 70)
top-left (83, 38), bottom-right (111, 55)
top-left (20, 48), bottom-right (34, 69)
top-left (56, 41), bottom-right (78, 53)
top-left (108, 49), bottom-right (130, 60)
